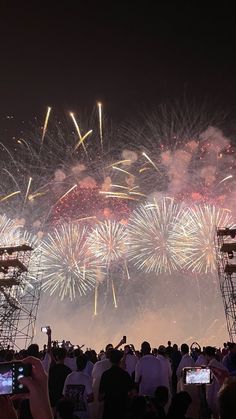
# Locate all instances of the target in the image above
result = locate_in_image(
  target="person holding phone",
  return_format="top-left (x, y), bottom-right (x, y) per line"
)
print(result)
top-left (91, 337), bottom-right (126, 419)
top-left (13, 356), bottom-right (53, 419)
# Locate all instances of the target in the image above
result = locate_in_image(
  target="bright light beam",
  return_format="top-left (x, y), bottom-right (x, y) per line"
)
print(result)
top-left (70, 112), bottom-right (87, 153)
top-left (41, 106), bottom-right (51, 143)
top-left (112, 166), bottom-right (133, 176)
top-left (97, 102), bottom-right (103, 149)
top-left (111, 279), bottom-right (118, 308)
top-left (23, 177), bottom-right (32, 209)
top-left (74, 130), bottom-right (93, 151)
top-left (142, 152), bottom-right (161, 174)
top-left (218, 175), bottom-right (233, 185)
top-left (94, 285), bottom-right (98, 316)
top-left (0, 191), bottom-right (21, 202)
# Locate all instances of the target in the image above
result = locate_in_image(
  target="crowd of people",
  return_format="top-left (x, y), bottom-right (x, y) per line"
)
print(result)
top-left (0, 329), bottom-right (236, 419)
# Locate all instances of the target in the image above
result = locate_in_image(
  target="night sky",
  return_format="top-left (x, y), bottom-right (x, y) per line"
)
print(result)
top-left (1, 2), bottom-right (236, 121)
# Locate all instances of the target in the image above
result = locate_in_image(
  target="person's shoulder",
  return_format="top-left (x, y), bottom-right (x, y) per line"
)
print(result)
top-left (94, 358), bottom-right (108, 368)
top-left (67, 370), bottom-right (78, 378)
top-left (64, 371), bottom-right (75, 383)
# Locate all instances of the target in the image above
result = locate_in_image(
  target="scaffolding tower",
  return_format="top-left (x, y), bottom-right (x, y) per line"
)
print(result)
top-left (0, 243), bottom-right (42, 350)
top-left (216, 228), bottom-right (236, 342)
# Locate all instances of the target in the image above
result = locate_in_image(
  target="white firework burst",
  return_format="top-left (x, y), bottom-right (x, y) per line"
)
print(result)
top-left (127, 197), bottom-right (186, 274)
top-left (88, 220), bottom-right (127, 265)
top-left (0, 214), bottom-right (21, 246)
top-left (41, 223), bottom-right (98, 300)
top-left (179, 204), bottom-right (234, 273)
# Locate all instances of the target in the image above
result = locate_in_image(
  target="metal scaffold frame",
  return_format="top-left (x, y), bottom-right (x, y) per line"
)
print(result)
top-left (216, 228), bottom-right (236, 342)
top-left (0, 243), bottom-right (42, 350)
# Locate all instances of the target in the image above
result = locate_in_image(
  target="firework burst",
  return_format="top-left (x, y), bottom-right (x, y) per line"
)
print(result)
top-left (0, 214), bottom-right (21, 246)
top-left (179, 204), bottom-right (234, 273)
top-left (88, 220), bottom-right (128, 311)
top-left (41, 223), bottom-right (98, 300)
top-left (88, 220), bottom-right (127, 265)
top-left (128, 197), bottom-right (186, 274)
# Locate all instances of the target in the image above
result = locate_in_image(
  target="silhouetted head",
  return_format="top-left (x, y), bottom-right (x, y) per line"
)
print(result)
top-left (27, 344), bottom-right (39, 358)
top-left (109, 349), bottom-right (123, 366)
top-left (76, 354), bottom-right (88, 371)
top-left (180, 343), bottom-right (189, 355)
top-left (205, 346), bottom-right (216, 362)
top-left (55, 347), bottom-right (67, 361)
top-left (141, 341), bottom-right (151, 355)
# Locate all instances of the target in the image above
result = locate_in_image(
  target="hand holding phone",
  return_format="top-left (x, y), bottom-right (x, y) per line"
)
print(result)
top-left (0, 362), bottom-right (31, 395)
top-left (182, 367), bottom-right (212, 385)
top-left (17, 357), bottom-right (53, 419)
top-left (41, 326), bottom-right (50, 333)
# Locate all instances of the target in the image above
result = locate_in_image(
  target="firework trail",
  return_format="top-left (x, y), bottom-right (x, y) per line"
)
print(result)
top-left (41, 223), bottom-right (98, 300)
top-left (41, 106), bottom-right (52, 144)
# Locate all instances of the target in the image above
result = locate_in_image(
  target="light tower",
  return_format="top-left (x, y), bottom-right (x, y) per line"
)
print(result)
top-left (0, 243), bottom-right (42, 349)
top-left (216, 228), bottom-right (236, 341)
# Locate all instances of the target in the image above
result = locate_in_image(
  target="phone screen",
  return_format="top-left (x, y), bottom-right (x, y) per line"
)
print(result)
top-left (0, 362), bottom-right (31, 395)
top-left (184, 367), bottom-right (211, 385)
top-left (41, 326), bottom-right (49, 333)
top-left (0, 364), bottom-right (13, 395)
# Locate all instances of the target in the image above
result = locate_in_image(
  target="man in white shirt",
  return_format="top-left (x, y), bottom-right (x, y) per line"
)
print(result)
top-left (135, 341), bottom-right (163, 396)
top-left (65, 352), bottom-right (94, 377)
top-left (63, 354), bottom-right (93, 419)
top-left (156, 345), bottom-right (172, 397)
top-left (123, 344), bottom-right (138, 377)
top-left (177, 343), bottom-right (195, 381)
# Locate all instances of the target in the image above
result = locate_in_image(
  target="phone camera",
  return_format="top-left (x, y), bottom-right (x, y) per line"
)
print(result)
top-left (18, 384), bottom-right (24, 389)
top-left (17, 374), bottom-right (24, 380)
top-left (18, 367), bottom-right (24, 372)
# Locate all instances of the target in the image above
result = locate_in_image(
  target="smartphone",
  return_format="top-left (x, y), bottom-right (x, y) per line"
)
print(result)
top-left (0, 362), bottom-right (31, 395)
top-left (41, 326), bottom-right (50, 333)
top-left (123, 335), bottom-right (127, 343)
top-left (183, 367), bottom-right (212, 385)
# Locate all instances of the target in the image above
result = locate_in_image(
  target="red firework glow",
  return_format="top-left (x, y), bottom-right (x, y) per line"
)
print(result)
top-left (51, 185), bottom-right (133, 224)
